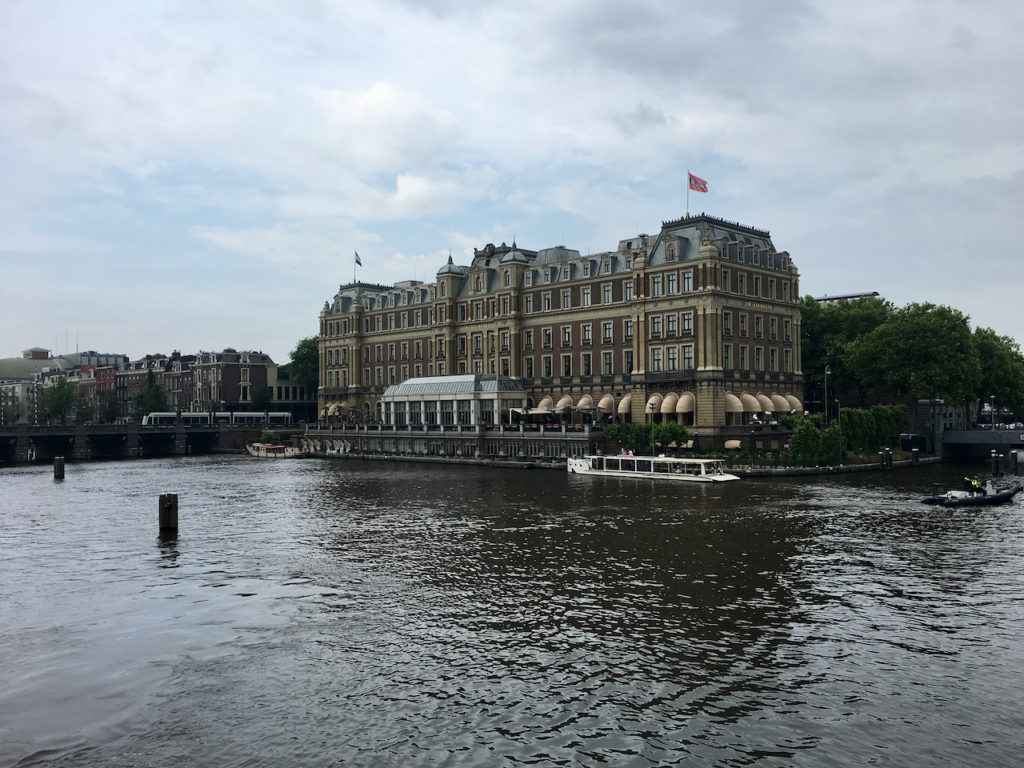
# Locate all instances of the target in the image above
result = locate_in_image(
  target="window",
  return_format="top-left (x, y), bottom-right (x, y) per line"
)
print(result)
top-left (784, 319), bottom-right (792, 342)
top-left (502, 296), bottom-right (510, 314)
top-left (683, 345), bottom-right (694, 370)
top-left (723, 311), bottom-right (732, 336)
top-left (755, 316), bottom-right (763, 339)
top-left (784, 349), bottom-right (792, 372)
top-left (562, 266), bottom-right (569, 280)
top-left (524, 330), bottom-right (533, 349)
top-left (475, 276), bottom-right (482, 291)
top-left (501, 331), bottom-right (510, 352)
top-left (651, 276), bottom-right (662, 296)
top-left (582, 324), bottom-right (592, 343)
top-left (682, 312), bottom-right (693, 334)
top-left (723, 343), bottom-right (732, 369)
top-left (738, 274), bottom-right (746, 295)
top-left (542, 356), bottom-right (552, 377)
top-left (562, 326), bottom-right (572, 346)
top-left (543, 328), bottom-right (552, 348)
top-left (561, 289), bottom-right (571, 308)
top-left (769, 348), bottom-right (778, 372)
top-left (739, 346), bottom-right (748, 370)
top-left (754, 276), bottom-right (761, 297)
top-left (582, 353), bottom-right (592, 376)
top-left (602, 322), bottom-right (613, 343)
top-left (583, 262), bottom-right (590, 276)
top-left (651, 348), bottom-right (662, 372)
top-left (602, 352), bottom-right (613, 375)
top-left (624, 319), bottom-right (633, 339)
top-left (624, 281), bottom-right (634, 300)
top-left (739, 313), bottom-right (748, 337)
top-left (754, 347), bottom-right (763, 371)
top-left (720, 269), bottom-right (729, 291)
top-left (525, 295), bottom-right (534, 313)
top-left (603, 284), bottom-right (612, 303)
top-left (543, 292), bottom-right (551, 311)
top-left (562, 355), bottom-right (572, 377)
top-left (504, 271), bottom-right (510, 287)
top-left (667, 243), bottom-right (676, 261)
top-left (667, 346), bottom-right (678, 371)
top-left (651, 316), bottom-right (662, 336)
top-left (683, 271), bottom-right (693, 292)
top-left (525, 272), bottom-right (533, 286)
top-left (666, 313), bottom-right (677, 335)
top-left (624, 350), bottom-right (633, 373)
top-left (524, 357), bottom-right (534, 378)
top-left (582, 287), bottom-right (591, 306)
top-left (667, 273), bottom-right (677, 294)
top-left (769, 318), bottom-right (777, 340)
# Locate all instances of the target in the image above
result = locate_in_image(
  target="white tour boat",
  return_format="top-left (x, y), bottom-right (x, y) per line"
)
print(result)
top-left (567, 454), bottom-right (740, 482)
top-left (246, 443), bottom-right (309, 459)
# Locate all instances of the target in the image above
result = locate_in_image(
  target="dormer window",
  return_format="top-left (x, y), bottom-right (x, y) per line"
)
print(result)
top-left (667, 244), bottom-right (676, 261)
top-left (525, 272), bottom-right (533, 286)
top-left (476, 276), bottom-right (482, 291)
top-left (503, 270), bottom-right (510, 287)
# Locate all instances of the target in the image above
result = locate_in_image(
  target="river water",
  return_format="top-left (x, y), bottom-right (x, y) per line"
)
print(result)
top-left (1, 456), bottom-right (1022, 767)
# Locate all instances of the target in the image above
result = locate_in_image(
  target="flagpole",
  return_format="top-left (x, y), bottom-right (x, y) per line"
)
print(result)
top-left (686, 171), bottom-right (690, 217)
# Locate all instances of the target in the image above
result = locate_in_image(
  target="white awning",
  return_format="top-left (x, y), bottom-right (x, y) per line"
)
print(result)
top-left (660, 393), bottom-right (679, 413)
top-left (598, 395), bottom-right (615, 413)
top-left (757, 393), bottom-right (774, 412)
top-left (556, 395), bottom-right (573, 409)
top-left (645, 393), bottom-right (663, 411)
top-left (677, 392), bottom-right (696, 413)
top-left (786, 394), bottom-right (803, 412)
top-left (725, 393), bottom-right (743, 413)
top-left (537, 396), bottom-right (553, 408)
top-left (771, 393), bottom-right (790, 412)
top-left (725, 439), bottom-right (742, 450)
top-left (617, 393), bottom-right (632, 414)
top-left (741, 393), bottom-right (760, 412)
top-left (577, 394), bottom-right (594, 410)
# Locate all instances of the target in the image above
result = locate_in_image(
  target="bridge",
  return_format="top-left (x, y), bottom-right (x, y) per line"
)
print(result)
top-left (0, 423), bottom-right (290, 465)
top-left (939, 429), bottom-right (1024, 461)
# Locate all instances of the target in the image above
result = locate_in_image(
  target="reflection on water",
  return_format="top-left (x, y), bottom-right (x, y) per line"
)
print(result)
top-left (1, 457), bottom-right (1023, 767)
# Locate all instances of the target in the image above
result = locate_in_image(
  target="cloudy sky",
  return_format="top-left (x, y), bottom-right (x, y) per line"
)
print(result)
top-left (2, 0), bottom-right (1021, 365)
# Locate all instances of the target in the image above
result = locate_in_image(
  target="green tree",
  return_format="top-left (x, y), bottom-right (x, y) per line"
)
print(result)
top-left (971, 327), bottom-right (1024, 419)
top-left (287, 336), bottom-right (320, 395)
top-left (605, 421), bottom-right (690, 455)
top-left (846, 303), bottom-right (980, 406)
top-left (100, 394), bottom-right (120, 423)
top-left (802, 295), bottom-right (893, 408)
top-left (251, 385), bottom-right (273, 411)
top-left (788, 422), bottom-right (822, 466)
top-left (135, 370), bottom-right (169, 418)
top-left (39, 376), bottom-right (76, 424)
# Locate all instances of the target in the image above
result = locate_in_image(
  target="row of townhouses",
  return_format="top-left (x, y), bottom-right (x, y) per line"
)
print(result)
top-left (0, 347), bottom-right (314, 424)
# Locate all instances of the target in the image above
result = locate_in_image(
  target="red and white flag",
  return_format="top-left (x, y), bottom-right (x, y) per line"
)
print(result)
top-left (688, 172), bottom-right (708, 193)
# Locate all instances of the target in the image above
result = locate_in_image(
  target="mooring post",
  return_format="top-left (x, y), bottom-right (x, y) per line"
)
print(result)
top-left (53, 456), bottom-right (65, 480)
top-left (159, 493), bottom-right (179, 534)
top-left (911, 448), bottom-right (919, 466)
top-left (991, 450), bottom-right (999, 477)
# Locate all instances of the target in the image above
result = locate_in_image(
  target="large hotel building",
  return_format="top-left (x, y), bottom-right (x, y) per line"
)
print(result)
top-left (317, 213), bottom-right (803, 448)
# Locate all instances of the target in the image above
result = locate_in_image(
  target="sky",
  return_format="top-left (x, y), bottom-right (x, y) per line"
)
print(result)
top-left (2, 0), bottom-right (1022, 365)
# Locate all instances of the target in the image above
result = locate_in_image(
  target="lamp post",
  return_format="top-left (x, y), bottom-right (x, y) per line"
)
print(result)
top-left (649, 402), bottom-right (656, 456)
top-left (990, 395), bottom-right (996, 429)
top-left (824, 365), bottom-right (831, 428)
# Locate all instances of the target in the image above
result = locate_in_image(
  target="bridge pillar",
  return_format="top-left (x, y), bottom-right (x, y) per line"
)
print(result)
top-left (125, 431), bottom-right (141, 457)
top-left (73, 425), bottom-right (91, 460)
top-left (174, 428), bottom-right (188, 456)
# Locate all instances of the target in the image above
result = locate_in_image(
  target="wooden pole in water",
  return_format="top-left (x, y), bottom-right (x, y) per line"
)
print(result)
top-left (159, 493), bottom-right (178, 534)
top-left (53, 456), bottom-right (65, 480)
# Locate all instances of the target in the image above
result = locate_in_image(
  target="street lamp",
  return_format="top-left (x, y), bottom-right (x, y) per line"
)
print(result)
top-left (648, 402), bottom-right (656, 456)
top-left (824, 365), bottom-right (831, 428)
top-left (990, 395), bottom-right (996, 429)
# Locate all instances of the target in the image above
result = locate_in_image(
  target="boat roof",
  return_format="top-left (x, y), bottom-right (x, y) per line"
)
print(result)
top-left (590, 454), bottom-right (719, 463)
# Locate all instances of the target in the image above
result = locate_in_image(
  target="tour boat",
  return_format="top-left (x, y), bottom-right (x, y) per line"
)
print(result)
top-left (567, 454), bottom-right (740, 482)
top-left (246, 443), bottom-right (309, 459)
top-left (921, 479), bottom-right (1021, 507)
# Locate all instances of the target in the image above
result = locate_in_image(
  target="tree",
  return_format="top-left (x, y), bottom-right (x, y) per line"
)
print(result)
top-left (846, 303), bottom-right (980, 406)
top-left (251, 385), bottom-right (273, 411)
top-left (971, 327), bottom-right (1024, 419)
top-left (100, 394), bottom-right (119, 423)
top-left (287, 336), bottom-right (319, 396)
top-left (135, 370), bottom-right (169, 418)
top-left (605, 421), bottom-right (690, 455)
top-left (39, 376), bottom-right (76, 424)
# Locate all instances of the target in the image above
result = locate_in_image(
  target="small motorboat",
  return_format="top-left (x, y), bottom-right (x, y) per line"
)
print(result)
top-left (921, 479), bottom-right (1022, 507)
